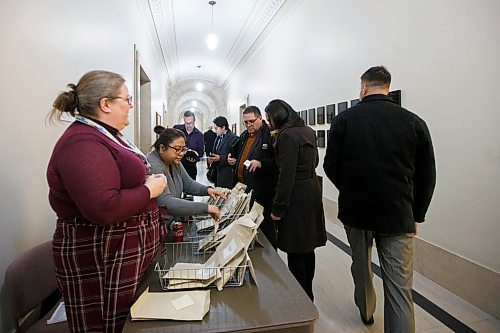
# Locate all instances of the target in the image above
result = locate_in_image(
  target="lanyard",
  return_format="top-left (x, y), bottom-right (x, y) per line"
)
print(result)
top-left (74, 115), bottom-right (151, 170)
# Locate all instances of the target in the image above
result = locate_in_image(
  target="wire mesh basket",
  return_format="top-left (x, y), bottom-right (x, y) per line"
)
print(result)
top-left (154, 242), bottom-right (249, 291)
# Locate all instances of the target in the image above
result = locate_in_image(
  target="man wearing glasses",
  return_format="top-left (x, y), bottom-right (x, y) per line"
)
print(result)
top-left (173, 111), bottom-right (204, 181)
top-left (228, 106), bottom-right (279, 249)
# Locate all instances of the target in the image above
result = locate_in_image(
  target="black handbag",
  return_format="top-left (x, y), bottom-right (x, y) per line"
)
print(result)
top-left (206, 162), bottom-right (217, 183)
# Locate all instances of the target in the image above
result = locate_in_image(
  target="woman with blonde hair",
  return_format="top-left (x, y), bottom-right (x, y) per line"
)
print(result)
top-left (47, 70), bottom-right (167, 332)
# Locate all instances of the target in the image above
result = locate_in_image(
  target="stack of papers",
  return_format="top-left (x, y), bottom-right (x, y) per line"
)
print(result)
top-left (197, 189), bottom-right (252, 233)
top-left (131, 288), bottom-right (210, 321)
top-left (160, 203), bottom-right (264, 291)
top-left (203, 182), bottom-right (247, 209)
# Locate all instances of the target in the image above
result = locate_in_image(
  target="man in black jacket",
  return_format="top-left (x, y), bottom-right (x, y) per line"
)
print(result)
top-left (324, 66), bottom-right (436, 332)
top-left (228, 106), bottom-right (279, 248)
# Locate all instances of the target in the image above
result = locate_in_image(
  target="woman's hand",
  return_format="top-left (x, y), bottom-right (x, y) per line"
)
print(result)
top-left (271, 213), bottom-right (282, 221)
top-left (207, 205), bottom-right (221, 221)
top-left (208, 187), bottom-right (227, 200)
top-left (144, 174), bottom-right (167, 198)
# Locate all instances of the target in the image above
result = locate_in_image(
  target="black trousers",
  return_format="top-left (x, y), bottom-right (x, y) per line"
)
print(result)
top-left (287, 251), bottom-right (316, 301)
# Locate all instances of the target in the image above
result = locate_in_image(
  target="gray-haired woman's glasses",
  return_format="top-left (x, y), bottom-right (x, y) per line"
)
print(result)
top-left (110, 95), bottom-right (133, 104)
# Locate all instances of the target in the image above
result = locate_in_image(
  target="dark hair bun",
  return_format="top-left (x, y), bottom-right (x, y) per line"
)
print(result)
top-left (154, 125), bottom-right (166, 135)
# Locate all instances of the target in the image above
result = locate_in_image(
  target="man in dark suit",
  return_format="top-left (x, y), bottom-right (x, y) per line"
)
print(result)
top-left (228, 106), bottom-right (279, 249)
top-left (324, 66), bottom-right (436, 332)
top-left (204, 125), bottom-right (216, 167)
top-left (208, 116), bottom-right (239, 188)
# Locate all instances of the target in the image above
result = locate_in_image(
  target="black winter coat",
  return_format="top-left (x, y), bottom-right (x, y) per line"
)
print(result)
top-left (273, 123), bottom-right (327, 253)
top-left (323, 94), bottom-right (436, 234)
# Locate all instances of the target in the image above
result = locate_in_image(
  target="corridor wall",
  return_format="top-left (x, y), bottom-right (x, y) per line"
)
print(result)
top-left (0, 1), bottom-right (168, 331)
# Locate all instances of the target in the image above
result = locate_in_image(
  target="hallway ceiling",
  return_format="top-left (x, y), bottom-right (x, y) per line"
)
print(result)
top-left (146, 0), bottom-right (287, 88)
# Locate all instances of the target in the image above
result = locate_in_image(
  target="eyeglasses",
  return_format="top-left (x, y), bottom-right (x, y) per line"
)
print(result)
top-left (168, 145), bottom-right (189, 154)
top-left (243, 117), bottom-right (261, 126)
top-left (112, 95), bottom-right (133, 104)
top-left (184, 121), bottom-right (195, 126)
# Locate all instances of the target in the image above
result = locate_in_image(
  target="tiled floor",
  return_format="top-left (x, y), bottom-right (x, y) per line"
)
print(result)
top-left (194, 162), bottom-right (500, 332)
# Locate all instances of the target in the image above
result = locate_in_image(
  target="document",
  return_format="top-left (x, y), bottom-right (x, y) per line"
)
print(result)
top-left (130, 288), bottom-right (210, 321)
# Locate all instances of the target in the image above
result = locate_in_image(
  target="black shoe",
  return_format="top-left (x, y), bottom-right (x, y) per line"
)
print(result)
top-left (360, 312), bottom-right (374, 325)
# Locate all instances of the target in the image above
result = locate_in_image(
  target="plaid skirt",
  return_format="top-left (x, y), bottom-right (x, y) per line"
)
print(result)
top-left (53, 209), bottom-right (160, 333)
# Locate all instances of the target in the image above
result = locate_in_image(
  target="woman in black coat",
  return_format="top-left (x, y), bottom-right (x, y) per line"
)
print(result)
top-left (265, 99), bottom-right (326, 301)
top-left (208, 116), bottom-right (239, 188)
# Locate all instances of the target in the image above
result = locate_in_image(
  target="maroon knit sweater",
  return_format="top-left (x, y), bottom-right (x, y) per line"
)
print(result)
top-left (47, 121), bottom-right (156, 225)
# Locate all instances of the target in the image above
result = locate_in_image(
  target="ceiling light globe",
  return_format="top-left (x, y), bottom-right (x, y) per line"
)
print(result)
top-left (206, 33), bottom-right (218, 50)
top-left (196, 82), bottom-right (203, 92)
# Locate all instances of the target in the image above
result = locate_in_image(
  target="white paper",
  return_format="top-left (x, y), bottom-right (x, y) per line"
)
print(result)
top-left (171, 294), bottom-right (194, 310)
top-left (131, 288), bottom-right (210, 321)
top-left (165, 263), bottom-right (217, 280)
top-left (223, 239), bottom-right (237, 260)
top-left (237, 216), bottom-right (256, 228)
top-left (47, 301), bottom-right (67, 324)
top-left (243, 160), bottom-right (251, 168)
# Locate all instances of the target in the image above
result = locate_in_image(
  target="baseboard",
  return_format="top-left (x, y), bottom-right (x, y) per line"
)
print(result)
top-left (413, 238), bottom-right (500, 319)
top-left (322, 197), bottom-right (500, 319)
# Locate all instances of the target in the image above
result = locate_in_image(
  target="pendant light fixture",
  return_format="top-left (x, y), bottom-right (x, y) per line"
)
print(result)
top-left (195, 65), bottom-right (203, 92)
top-left (206, 1), bottom-right (218, 50)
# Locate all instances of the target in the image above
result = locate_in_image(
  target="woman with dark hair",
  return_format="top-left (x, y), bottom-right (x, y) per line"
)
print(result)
top-left (264, 99), bottom-right (327, 301)
top-left (47, 70), bottom-right (168, 332)
top-left (147, 126), bottom-right (225, 225)
top-left (208, 116), bottom-right (239, 188)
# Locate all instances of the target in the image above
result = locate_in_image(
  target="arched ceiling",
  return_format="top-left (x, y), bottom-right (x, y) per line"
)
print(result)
top-left (167, 79), bottom-right (226, 129)
top-left (142, 0), bottom-right (288, 87)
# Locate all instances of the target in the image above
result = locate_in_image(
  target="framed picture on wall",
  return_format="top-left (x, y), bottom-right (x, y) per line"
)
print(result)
top-left (308, 108), bottom-right (316, 125)
top-left (350, 99), bottom-right (359, 106)
top-left (338, 101), bottom-right (348, 114)
top-left (317, 130), bottom-right (325, 148)
top-left (155, 112), bottom-right (162, 126)
top-left (389, 90), bottom-right (402, 105)
top-left (316, 106), bottom-right (325, 124)
top-left (326, 104), bottom-right (335, 123)
top-left (301, 110), bottom-right (307, 124)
